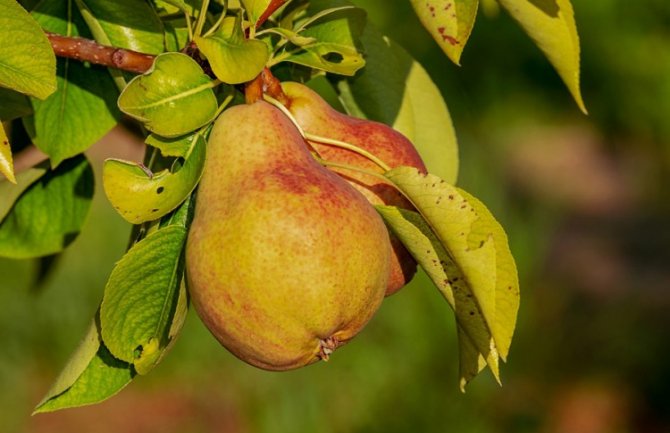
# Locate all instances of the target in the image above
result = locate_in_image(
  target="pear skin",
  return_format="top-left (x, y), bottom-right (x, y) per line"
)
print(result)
top-left (186, 101), bottom-right (391, 371)
top-left (281, 82), bottom-right (427, 295)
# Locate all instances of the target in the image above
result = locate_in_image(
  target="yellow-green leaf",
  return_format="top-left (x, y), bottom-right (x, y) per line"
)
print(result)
top-left (103, 132), bottom-right (206, 224)
top-left (340, 24), bottom-right (459, 183)
top-left (497, 0), bottom-right (586, 113)
top-left (241, 0), bottom-right (272, 26)
top-left (195, 16), bottom-right (269, 84)
top-left (409, 0), bottom-right (479, 65)
top-left (379, 167), bottom-right (520, 389)
top-left (0, 122), bottom-right (15, 183)
top-left (118, 53), bottom-right (218, 137)
top-left (376, 205), bottom-right (501, 386)
top-left (459, 188), bottom-right (519, 360)
top-left (385, 167), bottom-right (499, 337)
top-left (0, 0), bottom-right (57, 99)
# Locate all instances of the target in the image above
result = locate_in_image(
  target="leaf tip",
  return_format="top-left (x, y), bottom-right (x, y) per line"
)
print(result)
top-left (2, 171), bottom-right (17, 184)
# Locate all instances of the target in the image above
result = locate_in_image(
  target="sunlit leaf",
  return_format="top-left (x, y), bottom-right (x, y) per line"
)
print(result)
top-left (0, 155), bottom-right (94, 259)
top-left (0, 122), bottom-right (15, 183)
top-left (33, 319), bottom-right (135, 413)
top-left (376, 205), bottom-right (500, 386)
top-left (377, 167), bottom-right (519, 388)
top-left (341, 24), bottom-right (459, 183)
top-left (103, 132), bottom-right (206, 223)
top-left (195, 16), bottom-right (269, 84)
top-left (409, 0), bottom-right (479, 65)
top-left (241, 0), bottom-right (272, 26)
top-left (497, 0), bottom-right (586, 112)
top-left (0, 0), bottom-right (56, 99)
top-left (118, 53), bottom-right (218, 137)
top-left (459, 187), bottom-right (519, 360)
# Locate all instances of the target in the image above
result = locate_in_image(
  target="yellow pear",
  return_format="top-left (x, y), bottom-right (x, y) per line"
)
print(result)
top-left (186, 101), bottom-right (391, 370)
top-left (282, 82), bottom-right (427, 295)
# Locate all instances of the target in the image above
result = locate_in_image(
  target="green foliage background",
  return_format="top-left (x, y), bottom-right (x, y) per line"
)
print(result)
top-left (2, 0), bottom-right (670, 432)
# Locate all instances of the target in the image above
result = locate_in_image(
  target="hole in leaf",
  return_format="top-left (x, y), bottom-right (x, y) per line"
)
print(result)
top-left (321, 52), bottom-right (344, 64)
top-left (157, 186), bottom-right (164, 194)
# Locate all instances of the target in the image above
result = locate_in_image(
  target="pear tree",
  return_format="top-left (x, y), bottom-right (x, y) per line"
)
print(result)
top-left (0, 0), bottom-right (584, 413)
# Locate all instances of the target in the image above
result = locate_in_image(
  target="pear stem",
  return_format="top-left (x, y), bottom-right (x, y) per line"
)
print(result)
top-left (263, 94), bottom-right (306, 136)
top-left (304, 133), bottom-right (392, 172)
top-left (263, 93), bottom-right (392, 172)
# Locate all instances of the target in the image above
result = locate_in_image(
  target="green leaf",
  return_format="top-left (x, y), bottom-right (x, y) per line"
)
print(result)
top-left (340, 25), bottom-right (458, 183)
top-left (409, 0), bottom-right (479, 65)
top-left (0, 0), bottom-right (56, 99)
top-left (0, 162), bottom-right (47, 221)
top-left (103, 131), bottom-right (206, 224)
top-left (241, 0), bottom-right (272, 26)
top-left (376, 205), bottom-right (500, 387)
top-left (276, 2), bottom-right (366, 76)
top-left (457, 325), bottom-right (488, 391)
top-left (33, 319), bottom-right (135, 413)
top-left (0, 87), bottom-right (32, 120)
top-left (497, 0), bottom-right (586, 113)
top-left (30, 0), bottom-right (120, 167)
top-left (390, 41), bottom-right (459, 183)
top-left (100, 221), bottom-right (190, 374)
top-left (0, 122), bottom-right (15, 183)
top-left (75, 0), bottom-right (165, 54)
top-left (145, 132), bottom-right (196, 158)
top-left (0, 155), bottom-right (94, 259)
top-left (195, 16), bottom-right (269, 84)
top-left (118, 53), bottom-right (219, 137)
top-left (158, 0), bottom-right (201, 15)
top-left (164, 18), bottom-right (190, 52)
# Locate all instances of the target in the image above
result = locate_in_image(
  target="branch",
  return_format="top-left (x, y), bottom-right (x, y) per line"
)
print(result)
top-left (46, 32), bottom-right (155, 74)
top-left (45, 0), bottom-right (287, 76)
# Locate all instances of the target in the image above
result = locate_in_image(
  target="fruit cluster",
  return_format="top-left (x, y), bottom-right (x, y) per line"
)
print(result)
top-left (186, 82), bottom-right (426, 370)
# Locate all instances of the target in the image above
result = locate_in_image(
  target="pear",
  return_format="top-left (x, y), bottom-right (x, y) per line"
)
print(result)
top-left (186, 101), bottom-right (391, 371)
top-left (281, 82), bottom-right (427, 296)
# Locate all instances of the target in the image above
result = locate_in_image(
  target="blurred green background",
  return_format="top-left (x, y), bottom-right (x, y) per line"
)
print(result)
top-left (2, 0), bottom-right (670, 432)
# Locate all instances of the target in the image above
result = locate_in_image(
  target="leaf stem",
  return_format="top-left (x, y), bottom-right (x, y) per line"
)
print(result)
top-left (194, 0), bottom-right (211, 37)
top-left (185, 13), bottom-right (194, 41)
top-left (202, 0), bottom-right (228, 38)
